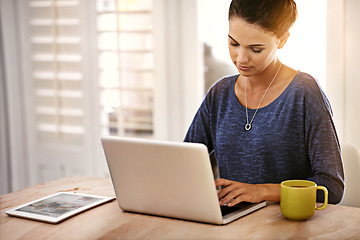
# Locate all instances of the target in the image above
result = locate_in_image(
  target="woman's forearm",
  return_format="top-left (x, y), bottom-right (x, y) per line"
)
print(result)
top-left (260, 184), bottom-right (281, 202)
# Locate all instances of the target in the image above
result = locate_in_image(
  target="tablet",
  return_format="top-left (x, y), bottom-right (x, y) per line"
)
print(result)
top-left (5, 192), bottom-right (115, 224)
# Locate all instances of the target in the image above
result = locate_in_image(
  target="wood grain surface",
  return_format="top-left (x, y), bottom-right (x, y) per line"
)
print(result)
top-left (1, 177), bottom-right (359, 240)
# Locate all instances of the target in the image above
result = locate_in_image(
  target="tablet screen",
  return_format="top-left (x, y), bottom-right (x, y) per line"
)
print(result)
top-left (6, 192), bottom-right (115, 223)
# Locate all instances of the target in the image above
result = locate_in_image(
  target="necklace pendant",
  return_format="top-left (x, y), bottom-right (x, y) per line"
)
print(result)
top-left (245, 123), bottom-right (251, 131)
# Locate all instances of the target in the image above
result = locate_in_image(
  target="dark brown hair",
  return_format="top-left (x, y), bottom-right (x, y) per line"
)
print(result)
top-left (228, 0), bottom-right (297, 38)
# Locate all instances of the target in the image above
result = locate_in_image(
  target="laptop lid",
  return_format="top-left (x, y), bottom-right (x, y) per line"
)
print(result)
top-left (101, 136), bottom-right (265, 225)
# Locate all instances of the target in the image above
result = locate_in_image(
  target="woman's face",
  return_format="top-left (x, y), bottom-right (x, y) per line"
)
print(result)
top-left (228, 16), bottom-right (286, 77)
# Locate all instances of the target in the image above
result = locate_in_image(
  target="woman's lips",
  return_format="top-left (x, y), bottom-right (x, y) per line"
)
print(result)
top-left (237, 65), bottom-right (252, 71)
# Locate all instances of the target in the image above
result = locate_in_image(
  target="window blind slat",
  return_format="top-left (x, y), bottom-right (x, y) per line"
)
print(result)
top-left (34, 72), bottom-right (82, 80)
top-left (33, 54), bottom-right (82, 62)
top-left (38, 124), bottom-right (85, 134)
top-left (37, 107), bottom-right (84, 116)
top-left (36, 89), bottom-right (83, 98)
top-left (30, 19), bottom-right (80, 26)
top-left (30, 1), bottom-right (80, 8)
top-left (31, 37), bottom-right (81, 44)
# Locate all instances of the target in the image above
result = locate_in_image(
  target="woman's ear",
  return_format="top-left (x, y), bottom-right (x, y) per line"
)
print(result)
top-left (278, 31), bottom-right (290, 49)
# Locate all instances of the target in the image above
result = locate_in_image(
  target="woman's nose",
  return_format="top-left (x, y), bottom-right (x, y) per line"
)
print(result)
top-left (237, 48), bottom-right (249, 64)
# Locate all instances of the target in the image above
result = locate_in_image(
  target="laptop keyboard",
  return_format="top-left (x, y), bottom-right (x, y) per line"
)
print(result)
top-left (220, 202), bottom-right (252, 216)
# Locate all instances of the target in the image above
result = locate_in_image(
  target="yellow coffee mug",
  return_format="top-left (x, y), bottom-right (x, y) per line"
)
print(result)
top-left (281, 180), bottom-right (328, 220)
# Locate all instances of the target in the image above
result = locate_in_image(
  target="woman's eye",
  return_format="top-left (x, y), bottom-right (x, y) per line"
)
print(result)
top-left (252, 48), bottom-right (263, 53)
top-left (229, 41), bottom-right (239, 47)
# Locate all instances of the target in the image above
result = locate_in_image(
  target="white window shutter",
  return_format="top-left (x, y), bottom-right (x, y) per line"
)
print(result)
top-left (22, 0), bottom-right (94, 184)
top-left (20, 0), bottom-right (158, 185)
top-left (28, 0), bottom-right (85, 139)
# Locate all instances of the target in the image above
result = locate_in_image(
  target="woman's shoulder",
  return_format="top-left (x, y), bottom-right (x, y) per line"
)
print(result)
top-left (291, 71), bottom-right (333, 115)
top-left (291, 72), bottom-right (324, 93)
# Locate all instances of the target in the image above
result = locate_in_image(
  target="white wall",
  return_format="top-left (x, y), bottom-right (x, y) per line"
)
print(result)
top-left (0, 0), bottom-right (29, 193)
top-left (0, 14), bottom-right (10, 194)
top-left (197, 0), bottom-right (232, 61)
top-left (279, 0), bottom-right (327, 87)
top-left (326, 0), bottom-right (360, 150)
top-left (154, 0), bottom-right (204, 141)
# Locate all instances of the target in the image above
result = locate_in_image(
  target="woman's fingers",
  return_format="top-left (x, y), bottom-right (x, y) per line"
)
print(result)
top-left (219, 188), bottom-right (244, 206)
top-left (215, 178), bottom-right (264, 206)
top-left (215, 178), bottom-right (232, 188)
top-left (216, 179), bottom-right (245, 205)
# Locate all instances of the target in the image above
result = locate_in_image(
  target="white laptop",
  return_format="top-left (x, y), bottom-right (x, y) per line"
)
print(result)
top-left (101, 136), bottom-right (266, 225)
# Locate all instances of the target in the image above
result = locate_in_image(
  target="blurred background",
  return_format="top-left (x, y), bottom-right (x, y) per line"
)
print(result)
top-left (1, 0), bottom-right (359, 194)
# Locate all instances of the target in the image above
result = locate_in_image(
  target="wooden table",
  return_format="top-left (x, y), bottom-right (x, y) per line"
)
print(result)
top-left (1, 177), bottom-right (360, 240)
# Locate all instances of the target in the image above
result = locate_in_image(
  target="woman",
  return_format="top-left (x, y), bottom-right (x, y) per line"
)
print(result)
top-left (184, 0), bottom-right (344, 206)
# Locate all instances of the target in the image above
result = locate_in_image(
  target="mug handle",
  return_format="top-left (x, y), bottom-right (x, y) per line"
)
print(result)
top-left (315, 186), bottom-right (328, 210)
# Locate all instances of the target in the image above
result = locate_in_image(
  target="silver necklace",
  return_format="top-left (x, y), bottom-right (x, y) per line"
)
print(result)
top-left (244, 64), bottom-right (282, 131)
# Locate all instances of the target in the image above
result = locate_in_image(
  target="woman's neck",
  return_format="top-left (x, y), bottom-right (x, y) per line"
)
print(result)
top-left (234, 59), bottom-right (300, 109)
top-left (238, 59), bottom-right (282, 93)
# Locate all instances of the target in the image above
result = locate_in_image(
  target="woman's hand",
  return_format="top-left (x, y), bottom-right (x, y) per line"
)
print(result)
top-left (215, 178), bottom-right (280, 206)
